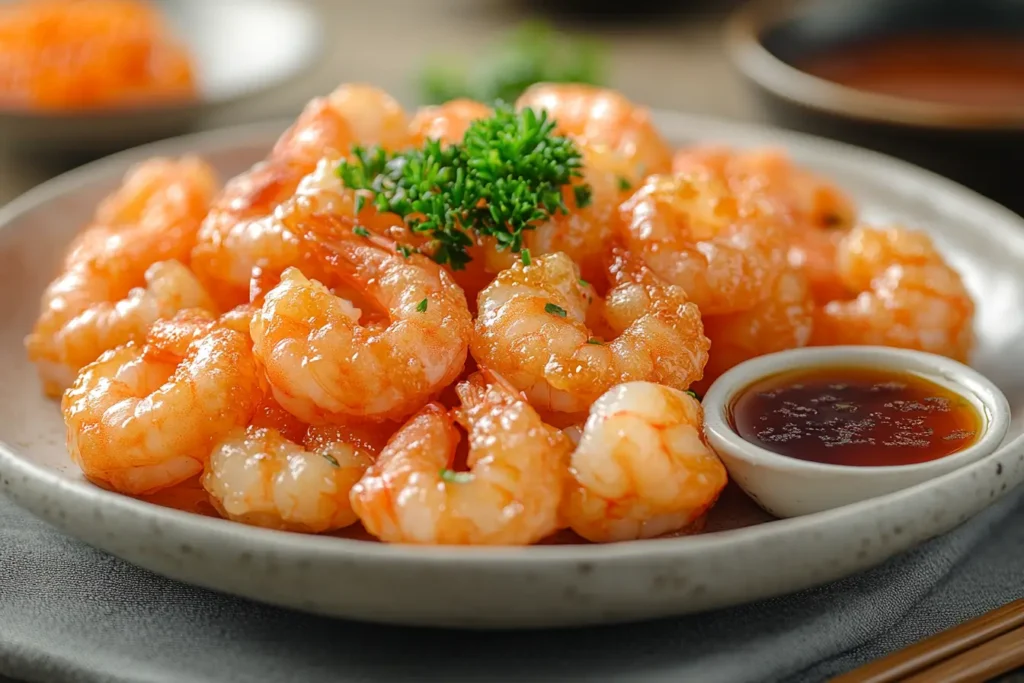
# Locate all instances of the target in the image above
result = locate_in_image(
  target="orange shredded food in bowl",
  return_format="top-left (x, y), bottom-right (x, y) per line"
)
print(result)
top-left (0, 0), bottom-right (197, 111)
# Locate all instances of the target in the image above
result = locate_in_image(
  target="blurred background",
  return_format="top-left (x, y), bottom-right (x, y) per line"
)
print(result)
top-left (0, 0), bottom-right (1021, 212)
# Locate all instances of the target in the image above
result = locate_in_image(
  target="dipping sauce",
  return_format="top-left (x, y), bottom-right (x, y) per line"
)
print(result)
top-left (730, 366), bottom-right (981, 467)
top-left (797, 36), bottom-right (1024, 109)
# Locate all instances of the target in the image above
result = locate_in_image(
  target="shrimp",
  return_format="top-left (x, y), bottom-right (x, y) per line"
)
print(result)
top-left (811, 224), bottom-right (975, 361)
top-left (408, 98), bottom-right (492, 145)
top-left (278, 152), bottom-right (412, 246)
top-left (323, 82), bottom-right (410, 151)
top-left (471, 251), bottom-right (709, 415)
top-left (466, 140), bottom-right (636, 290)
top-left (672, 145), bottom-right (857, 303)
top-left (62, 322), bottom-right (262, 496)
top-left (251, 222), bottom-right (472, 423)
top-left (62, 155), bottom-right (217, 270)
top-left (520, 141), bottom-right (637, 287)
top-left (190, 84), bottom-right (410, 309)
top-left (619, 172), bottom-right (788, 316)
top-left (27, 260), bottom-right (216, 396)
top-left (516, 83), bottom-right (672, 183)
top-left (672, 146), bottom-right (856, 232)
top-left (695, 268), bottom-right (815, 393)
top-left (562, 381), bottom-right (728, 543)
top-left (202, 422), bottom-right (388, 534)
top-left (27, 156), bottom-right (217, 395)
top-left (350, 371), bottom-right (569, 545)
top-left (446, 137), bottom-right (639, 305)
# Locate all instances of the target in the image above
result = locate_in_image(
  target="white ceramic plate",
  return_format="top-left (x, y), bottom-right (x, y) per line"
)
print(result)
top-left (2, 113), bottom-right (1023, 629)
top-left (0, 0), bottom-right (322, 152)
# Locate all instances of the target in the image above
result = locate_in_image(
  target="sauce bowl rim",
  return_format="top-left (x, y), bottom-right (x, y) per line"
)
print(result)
top-left (725, 0), bottom-right (1024, 131)
top-left (702, 345), bottom-right (1011, 476)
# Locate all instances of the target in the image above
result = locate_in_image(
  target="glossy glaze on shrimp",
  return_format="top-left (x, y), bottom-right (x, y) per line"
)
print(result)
top-left (62, 322), bottom-right (262, 496)
top-left (619, 172), bottom-right (787, 316)
top-left (408, 98), bottom-right (492, 145)
top-left (27, 156), bottom-right (218, 395)
top-left (351, 372), bottom-right (570, 545)
top-left (31, 260), bottom-right (216, 394)
top-left (812, 224), bottom-right (975, 361)
top-left (203, 421), bottom-right (392, 534)
top-left (522, 142), bottom-right (636, 287)
top-left (516, 83), bottom-right (672, 183)
top-left (472, 252), bottom-right (709, 415)
top-left (190, 84), bottom-right (411, 309)
top-left (251, 222), bottom-right (472, 423)
top-left (672, 145), bottom-right (857, 303)
top-left (562, 381), bottom-right (728, 542)
top-left (695, 268), bottom-right (815, 393)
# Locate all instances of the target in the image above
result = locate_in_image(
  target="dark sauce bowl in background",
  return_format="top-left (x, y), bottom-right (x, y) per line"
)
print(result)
top-left (726, 0), bottom-right (1024, 213)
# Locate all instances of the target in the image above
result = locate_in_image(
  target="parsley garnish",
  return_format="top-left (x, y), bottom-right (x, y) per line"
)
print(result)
top-left (586, 338), bottom-right (603, 345)
top-left (321, 452), bottom-right (340, 468)
top-left (578, 277), bottom-right (589, 287)
top-left (573, 185), bottom-right (593, 209)
top-left (545, 302), bottom-right (567, 318)
top-left (396, 244), bottom-right (415, 258)
top-left (440, 468), bottom-right (472, 484)
top-left (352, 225), bottom-right (370, 238)
top-left (416, 299), bottom-right (428, 313)
top-left (521, 248), bottom-right (532, 266)
top-left (686, 389), bottom-right (702, 401)
top-left (617, 176), bottom-right (633, 192)
top-left (336, 106), bottom-right (589, 270)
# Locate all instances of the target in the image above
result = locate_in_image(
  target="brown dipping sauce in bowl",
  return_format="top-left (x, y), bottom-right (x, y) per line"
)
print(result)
top-left (797, 35), bottom-right (1024, 109)
top-left (727, 0), bottom-right (1024, 212)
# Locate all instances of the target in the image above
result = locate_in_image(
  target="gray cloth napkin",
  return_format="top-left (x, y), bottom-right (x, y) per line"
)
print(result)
top-left (1, 489), bottom-right (1022, 683)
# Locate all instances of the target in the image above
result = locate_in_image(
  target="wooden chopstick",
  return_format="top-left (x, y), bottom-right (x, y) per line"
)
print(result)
top-left (901, 624), bottom-right (1024, 683)
top-left (831, 598), bottom-right (1024, 683)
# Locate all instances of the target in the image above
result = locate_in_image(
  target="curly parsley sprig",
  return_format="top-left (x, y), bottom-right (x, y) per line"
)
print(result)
top-left (335, 105), bottom-right (590, 270)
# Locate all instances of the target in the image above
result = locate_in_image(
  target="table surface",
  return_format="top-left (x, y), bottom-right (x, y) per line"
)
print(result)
top-left (0, 0), bottom-right (760, 205)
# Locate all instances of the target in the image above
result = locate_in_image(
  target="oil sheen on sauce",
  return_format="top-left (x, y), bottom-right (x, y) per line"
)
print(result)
top-left (797, 36), bottom-right (1024, 108)
top-left (730, 366), bottom-right (981, 467)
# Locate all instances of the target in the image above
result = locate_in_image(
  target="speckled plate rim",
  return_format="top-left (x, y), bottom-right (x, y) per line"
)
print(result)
top-left (1, 112), bottom-right (1023, 616)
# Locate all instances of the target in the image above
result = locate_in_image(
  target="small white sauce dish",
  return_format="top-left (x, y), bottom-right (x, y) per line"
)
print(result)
top-left (702, 346), bottom-right (1011, 518)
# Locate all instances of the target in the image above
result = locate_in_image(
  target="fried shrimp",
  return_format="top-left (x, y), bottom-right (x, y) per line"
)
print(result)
top-left (672, 146), bottom-right (856, 232)
top-left (28, 260), bottom-right (216, 394)
top-left (619, 172), bottom-right (787, 316)
top-left (62, 324), bottom-right (262, 496)
top-left (251, 226), bottom-right (472, 423)
top-left (408, 98), bottom-right (492, 145)
top-left (190, 84), bottom-right (410, 308)
top-left (516, 83), bottom-right (672, 183)
top-left (472, 252), bottom-right (709, 415)
top-left (562, 381), bottom-right (728, 543)
top-left (61, 155), bottom-right (217, 270)
top-left (811, 224), bottom-right (975, 361)
top-left (28, 258), bottom-right (216, 397)
top-left (696, 268), bottom-right (815, 392)
top-left (27, 156), bottom-right (218, 395)
top-left (517, 141), bottom-right (636, 286)
top-left (323, 82), bottom-right (410, 151)
top-left (350, 371), bottom-right (569, 545)
top-left (672, 145), bottom-right (857, 303)
top-left (202, 421), bottom-right (391, 534)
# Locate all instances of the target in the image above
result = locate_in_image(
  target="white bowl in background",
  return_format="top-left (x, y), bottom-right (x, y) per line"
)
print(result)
top-left (0, 0), bottom-right (323, 153)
